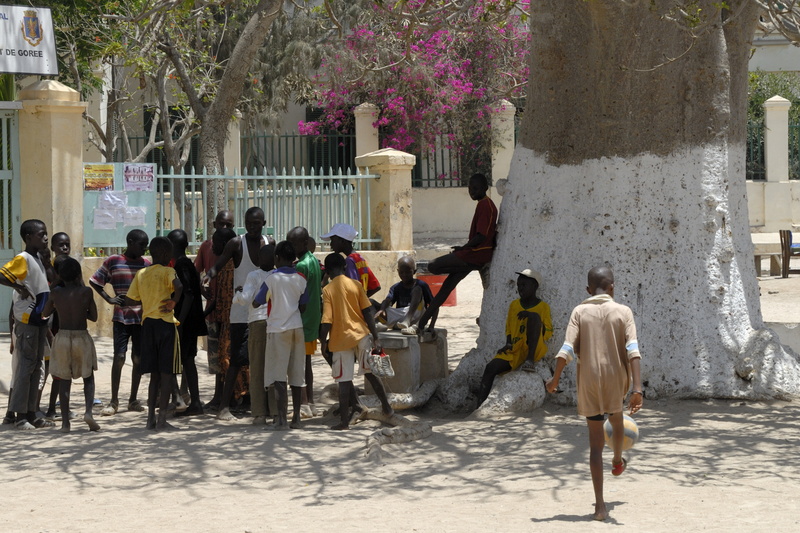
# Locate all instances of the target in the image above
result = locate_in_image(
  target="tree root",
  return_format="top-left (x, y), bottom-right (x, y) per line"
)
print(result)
top-left (363, 410), bottom-right (433, 463)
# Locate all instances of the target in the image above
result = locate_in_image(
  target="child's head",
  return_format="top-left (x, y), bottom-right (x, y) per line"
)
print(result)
top-left (212, 228), bottom-right (236, 255)
top-left (244, 206), bottom-right (266, 237)
top-left (324, 252), bottom-right (346, 275)
top-left (320, 223), bottom-right (357, 254)
top-left (308, 236), bottom-right (317, 254)
top-left (167, 229), bottom-right (188, 256)
top-left (57, 257), bottom-right (82, 283)
top-left (467, 173), bottom-right (489, 201)
top-left (587, 266), bottom-right (614, 296)
top-left (274, 240), bottom-right (296, 268)
top-left (125, 229), bottom-right (149, 259)
top-left (50, 232), bottom-right (70, 257)
top-left (515, 268), bottom-right (542, 299)
top-left (148, 237), bottom-right (173, 266)
top-left (259, 244), bottom-right (276, 271)
top-left (397, 255), bottom-right (416, 283)
top-left (20, 219), bottom-right (48, 252)
top-left (213, 210), bottom-right (234, 232)
top-left (286, 226), bottom-right (309, 258)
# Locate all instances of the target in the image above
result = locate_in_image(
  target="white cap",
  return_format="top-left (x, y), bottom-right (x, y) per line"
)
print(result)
top-left (320, 223), bottom-right (358, 242)
top-left (515, 268), bottom-right (543, 287)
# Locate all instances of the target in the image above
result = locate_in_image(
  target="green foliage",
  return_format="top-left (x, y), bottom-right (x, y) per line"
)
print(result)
top-left (0, 74), bottom-right (16, 101)
top-left (748, 70), bottom-right (800, 125)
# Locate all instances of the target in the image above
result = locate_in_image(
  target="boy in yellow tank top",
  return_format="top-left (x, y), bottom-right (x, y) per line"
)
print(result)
top-left (476, 268), bottom-right (552, 408)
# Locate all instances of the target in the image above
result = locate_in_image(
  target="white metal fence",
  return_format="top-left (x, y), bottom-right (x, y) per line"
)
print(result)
top-left (157, 167), bottom-right (380, 250)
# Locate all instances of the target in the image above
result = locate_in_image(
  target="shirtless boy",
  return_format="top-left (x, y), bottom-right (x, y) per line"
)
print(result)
top-left (41, 257), bottom-right (101, 432)
top-left (204, 207), bottom-right (275, 420)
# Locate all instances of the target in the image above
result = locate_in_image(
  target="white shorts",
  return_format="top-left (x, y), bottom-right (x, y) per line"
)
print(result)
top-left (265, 328), bottom-right (306, 387)
top-left (383, 306), bottom-right (422, 328)
top-left (331, 335), bottom-right (372, 383)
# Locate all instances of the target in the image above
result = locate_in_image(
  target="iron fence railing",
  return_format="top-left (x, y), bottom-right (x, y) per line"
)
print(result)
top-left (156, 167), bottom-right (380, 251)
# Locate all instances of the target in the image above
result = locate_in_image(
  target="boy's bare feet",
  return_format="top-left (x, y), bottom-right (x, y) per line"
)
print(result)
top-left (593, 503), bottom-right (608, 521)
top-left (289, 420), bottom-right (302, 429)
top-left (60, 421), bottom-right (71, 433)
top-left (84, 414), bottom-right (100, 432)
top-left (155, 420), bottom-right (177, 431)
top-left (174, 403), bottom-right (204, 417)
top-left (216, 407), bottom-right (235, 421)
top-left (270, 421), bottom-right (289, 431)
top-left (331, 423), bottom-right (349, 430)
top-left (252, 415), bottom-right (267, 425)
top-left (203, 399), bottom-right (220, 412)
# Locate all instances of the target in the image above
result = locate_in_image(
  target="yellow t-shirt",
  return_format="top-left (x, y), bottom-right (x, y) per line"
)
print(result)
top-left (127, 264), bottom-right (179, 324)
top-left (321, 275), bottom-right (371, 352)
top-left (495, 299), bottom-right (552, 369)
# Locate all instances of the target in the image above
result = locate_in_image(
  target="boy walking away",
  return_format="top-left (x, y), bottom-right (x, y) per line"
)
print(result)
top-left (287, 226), bottom-right (322, 419)
top-left (232, 244), bottom-right (275, 425)
top-left (476, 268), bottom-right (552, 408)
top-left (546, 266), bottom-right (643, 522)
top-left (320, 223), bottom-right (381, 297)
top-left (253, 241), bottom-right (308, 429)
top-left (124, 237), bottom-right (183, 431)
top-left (414, 173), bottom-right (497, 335)
top-left (0, 219), bottom-right (53, 429)
top-left (375, 255), bottom-right (434, 332)
top-left (90, 229), bottom-right (150, 416)
top-left (41, 257), bottom-right (100, 432)
top-left (168, 229), bottom-right (208, 417)
top-left (319, 253), bottom-right (393, 431)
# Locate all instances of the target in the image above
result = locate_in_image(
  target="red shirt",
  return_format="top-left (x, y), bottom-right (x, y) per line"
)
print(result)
top-left (469, 196), bottom-right (498, 252)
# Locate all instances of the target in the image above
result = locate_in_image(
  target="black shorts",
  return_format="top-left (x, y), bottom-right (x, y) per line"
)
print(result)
top-left (113, 321), bottom-right (141, 363)
top-left (139, 318), bottom-right (181, 375)
top-left (586, 413), bottom-right (606, 421)
top-left (229, 322), bottom-right (249, 367)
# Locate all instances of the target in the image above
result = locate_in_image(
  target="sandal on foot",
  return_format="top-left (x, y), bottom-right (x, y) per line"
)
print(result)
top-left (331, 423), bottom-right (349, 431)
top-left (33, 417), bottom-right (55, 428)
top-left (101, 403), bottom-right (118, 416)
top-left (612, 458), bottom-right (627, 476)
top-left (14, 419), bottom-right (35, 430)
top-left (127, 400), bottom-right (144, 412)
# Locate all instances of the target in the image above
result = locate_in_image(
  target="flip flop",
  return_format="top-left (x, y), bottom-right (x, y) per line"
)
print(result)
top-left (101, 403), bottom-right (118, 416)
top-left (612, 457), bottom-right (627, 476)
top-left (14, 419), bottom-right (35, 430)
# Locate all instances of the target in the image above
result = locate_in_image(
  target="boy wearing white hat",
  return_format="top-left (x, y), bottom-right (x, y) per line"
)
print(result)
top-left (475, 268), bottom-right (552, 408)
top-left (320, 223), bottom-right (381, 297)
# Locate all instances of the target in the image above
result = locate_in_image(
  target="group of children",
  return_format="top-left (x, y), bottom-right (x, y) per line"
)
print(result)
top-left (1, 177), bottom-right (643, 520)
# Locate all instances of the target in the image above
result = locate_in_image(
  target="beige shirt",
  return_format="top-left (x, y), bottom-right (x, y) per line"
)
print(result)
top-left (557, 294), bottom-right (641, 417)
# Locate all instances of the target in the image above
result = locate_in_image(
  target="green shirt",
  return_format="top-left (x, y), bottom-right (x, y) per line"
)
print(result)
top-left (295, 251), bottom-right (322, 342)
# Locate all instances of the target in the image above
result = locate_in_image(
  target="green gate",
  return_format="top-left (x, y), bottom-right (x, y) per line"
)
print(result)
top-left (0, 108), bottom-right (20, 333)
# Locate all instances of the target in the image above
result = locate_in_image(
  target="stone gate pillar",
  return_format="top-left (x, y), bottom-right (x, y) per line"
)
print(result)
top-left (18, 80), bottom-right (87, 253)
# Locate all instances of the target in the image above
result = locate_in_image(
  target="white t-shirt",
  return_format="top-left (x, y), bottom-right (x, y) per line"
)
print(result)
top-left (254, 266), bottom-right (309, 333)
top-left (232, 268), bottom-right (273, 324)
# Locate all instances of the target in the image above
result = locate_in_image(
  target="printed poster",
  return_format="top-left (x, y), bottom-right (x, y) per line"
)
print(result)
top-left (84, 163), bottom-right (114, 191)
top-left (123, 163), bottom-right (155, 192)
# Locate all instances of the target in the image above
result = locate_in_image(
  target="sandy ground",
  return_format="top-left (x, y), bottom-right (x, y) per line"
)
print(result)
top-left (2, 270), bottom-right (800, 532)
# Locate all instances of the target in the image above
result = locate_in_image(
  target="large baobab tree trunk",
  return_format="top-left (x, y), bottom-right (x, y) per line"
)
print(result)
top-left (439, 1), bottom-right (800, 411)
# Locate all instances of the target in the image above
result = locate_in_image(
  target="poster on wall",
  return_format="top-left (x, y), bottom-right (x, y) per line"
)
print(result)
top-left (123, 163), bottom-right (155, 192)
top-left (0, 6), bottom-right (58, 75)
top-left (83, 163), bottom-right (114, 191)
